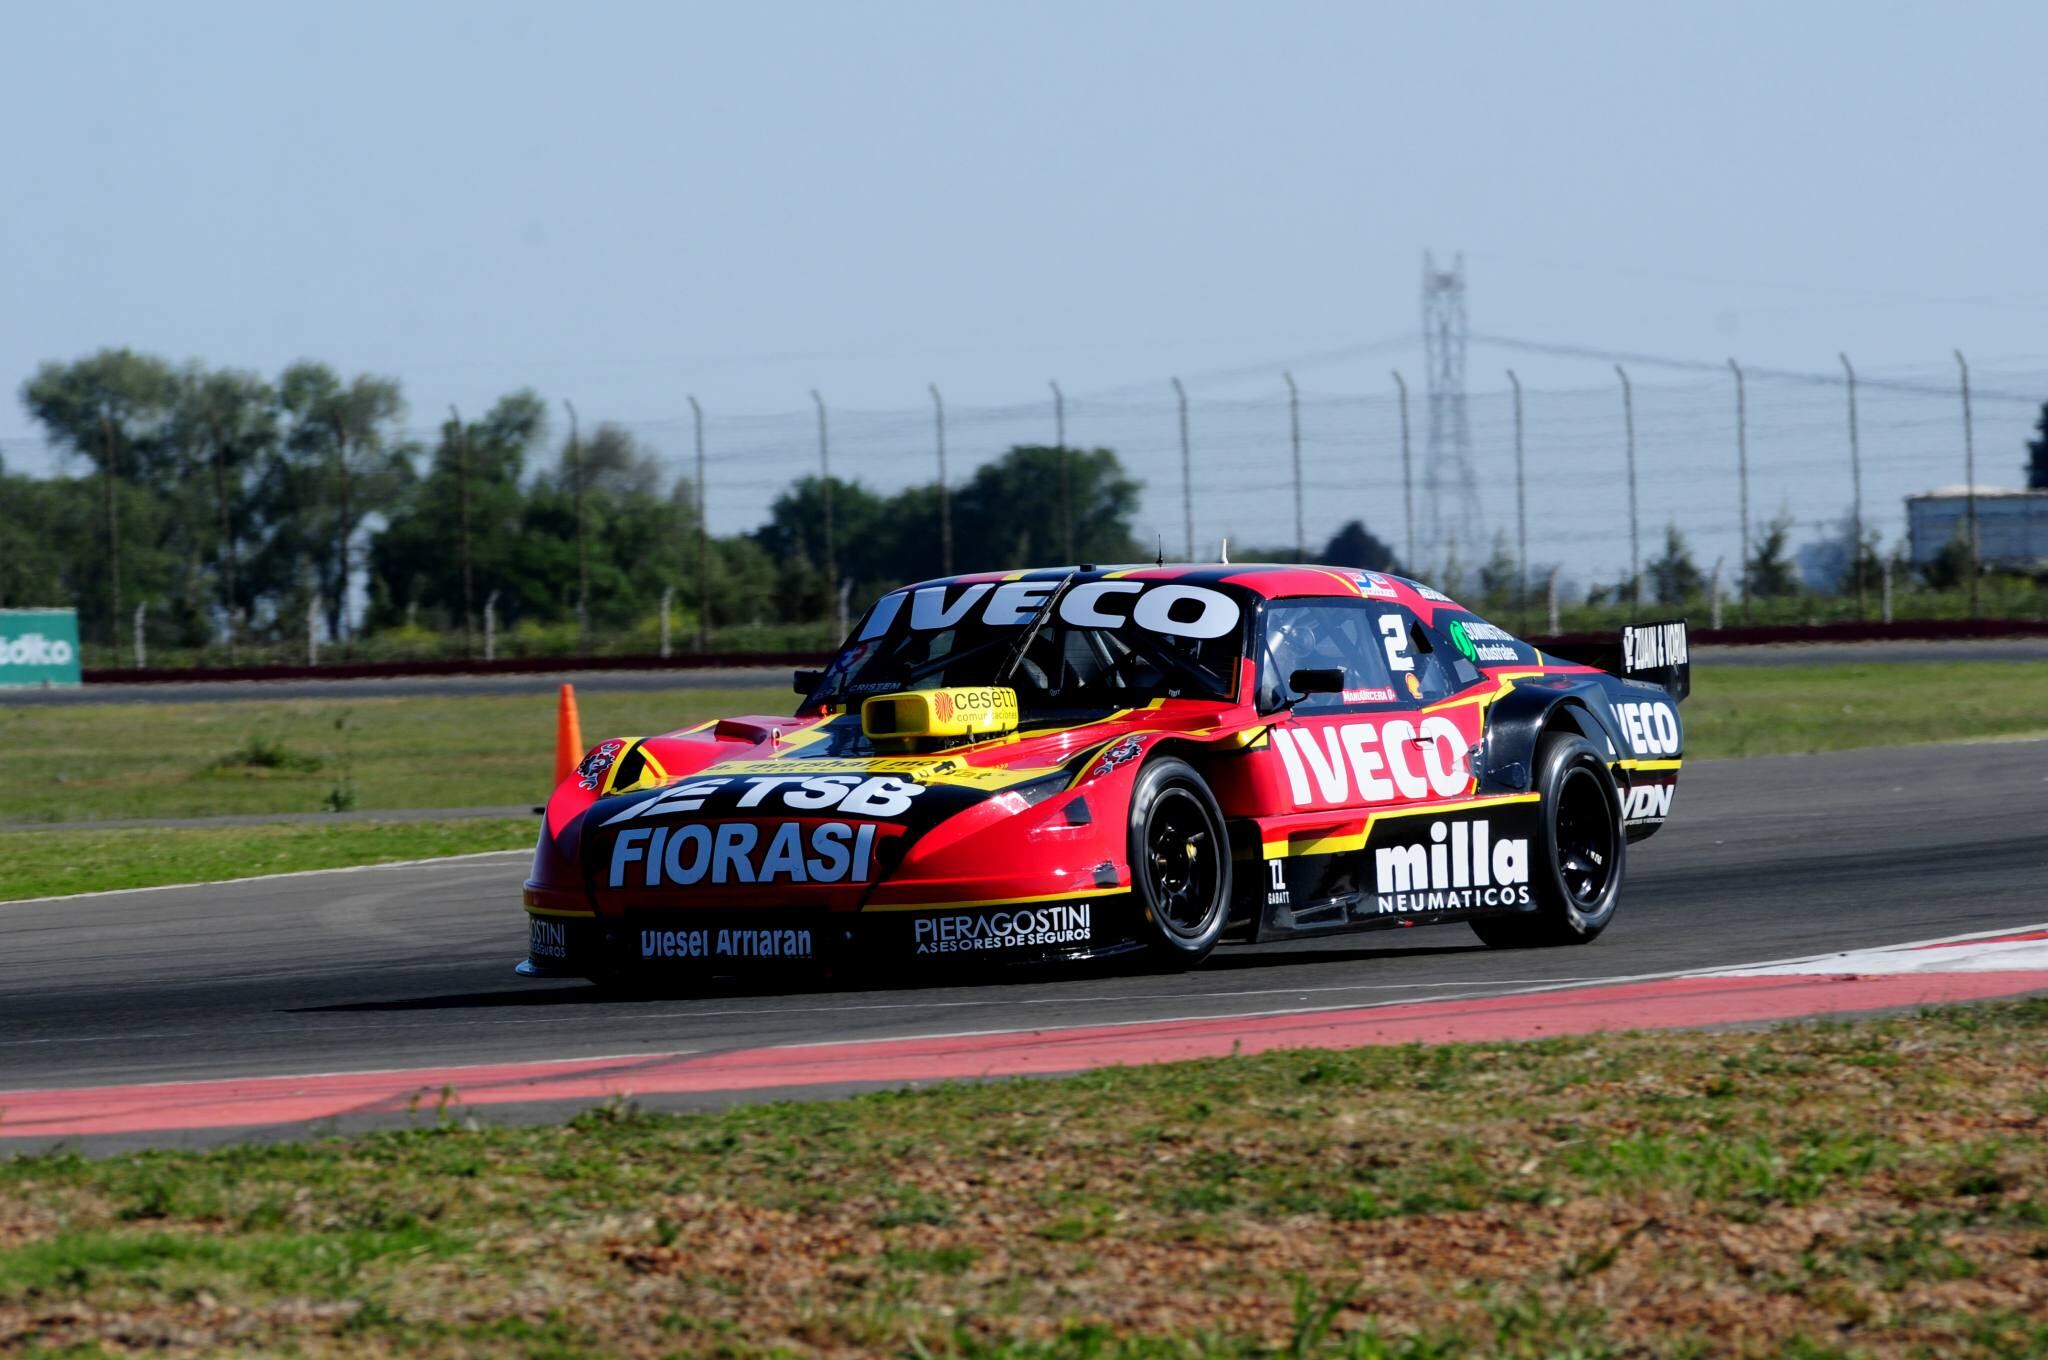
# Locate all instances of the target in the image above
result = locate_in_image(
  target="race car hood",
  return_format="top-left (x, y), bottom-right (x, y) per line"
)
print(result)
top-left (543, 702), bottom-right (1249, 915)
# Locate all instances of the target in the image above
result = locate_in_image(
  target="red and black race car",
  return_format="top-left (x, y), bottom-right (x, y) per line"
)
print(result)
top-left (519, 564), bottom-right (1688, 982)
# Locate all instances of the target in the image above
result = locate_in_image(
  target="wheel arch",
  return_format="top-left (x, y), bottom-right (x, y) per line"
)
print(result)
top-left (1478, 681), bottom-right (1616, 795)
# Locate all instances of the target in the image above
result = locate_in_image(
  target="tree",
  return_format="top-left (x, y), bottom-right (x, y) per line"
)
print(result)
top-left (754, 476), bottom-right (892, 623)
top-left (20, 350), bottom-right (182, 641)
top-left (949, 446), bottom-right (1142, 574)
top-left (1743, 513), bottom-right (1799, 599)
top-left (1922, 527), bottom-right (1973, 591)
top-left (1476, 531), bottom-right (1520, 607)
top-left (1646, 523), bottom-right (1703, 606)
top-left (1317, 520), bottom-right (1400, 573)
top-left (366, 391), bottom-right (544, 635)
top-left (1795, 512), bottom-right (1882, 597)
top-left (557, 423), bottom-right (700, 630)
top-left (173, 366), bottom-right (277, 641)
top-left (275, 363), bottom-right (414, 643)
top-left (0, 467), bottom-right (98, 613)
top-left (2028, 400), bottom-right (2047, 491)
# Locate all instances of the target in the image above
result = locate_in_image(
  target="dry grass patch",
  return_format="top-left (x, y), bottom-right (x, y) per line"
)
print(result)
top-left (1, 1002), bottom-right (2044, 1357)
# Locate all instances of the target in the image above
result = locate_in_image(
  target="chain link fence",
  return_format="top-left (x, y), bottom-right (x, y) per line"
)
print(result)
top-left (6, 348), bottom-right (2045, 669)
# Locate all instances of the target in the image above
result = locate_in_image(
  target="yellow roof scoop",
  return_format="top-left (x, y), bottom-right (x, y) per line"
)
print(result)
top-left (862, 687), bottom-right (1020, 746)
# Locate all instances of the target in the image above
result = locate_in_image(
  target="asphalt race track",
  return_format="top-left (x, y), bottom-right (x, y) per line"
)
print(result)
top-left (1, 739), bottom-right (2043, 1150)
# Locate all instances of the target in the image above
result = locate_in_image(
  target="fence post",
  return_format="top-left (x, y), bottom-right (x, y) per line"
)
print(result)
top-left (1392, 372), bottom-right (1413, 572)
top-left (660, 586), bottom-right (673, 659)
top-left (101, 415), bottom-right (121, 646)
top-left (564, 400), bottom-right (589, 654)
top-left (1615, 364), bottom-right (1639, 616)
top-left (1284, 371), bottom-right (1303, 561)
top-left (132, 602), bottom-right (146, 669)
top-left (1709, 558), bottom-right (1724, 631)
top-left (1727, 358), bottom-right (1750, 621)
top-left (1050, 380), bottom-right (1070, 561)
top-left (451, 405), bottom-right (475, 656)
top-left (206, 412), bottom-right (237, 657)
top-left (1172, 377), bottom-right (1193, 561)
top-left (1954, 350), bottom-right (1980, 616)
top-left (811, 390), bottom-right (836, 618)
top-left (1508, 369), bottom-right (1527, 634)
top-left (1839, 354), bottom-right (1865, 618)
top-left (690, 395), bottom-right (708, 650)
top-left (308, 595), bottom-right (320, 666)
top-left (1881, 557), bottom-right (1893, 624)
top-left (929, 383), bottom-right (952, 575)
top-left (1546, 567), bottom-right (1561, 636)
top-left (484, 590), bottom-right (499, 662)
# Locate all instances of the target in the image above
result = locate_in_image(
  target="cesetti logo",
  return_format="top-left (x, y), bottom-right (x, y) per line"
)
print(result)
top-left (0, 634), bottom-right (74, 666)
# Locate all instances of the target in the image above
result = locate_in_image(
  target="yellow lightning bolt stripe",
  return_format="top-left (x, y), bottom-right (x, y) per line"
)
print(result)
top-left (1420, 668), bottom-right (1550, 717)
top-left (1303, 565), bottom-right (1366, 595)
top-left (1256, 791), bottom-right (1542, 860)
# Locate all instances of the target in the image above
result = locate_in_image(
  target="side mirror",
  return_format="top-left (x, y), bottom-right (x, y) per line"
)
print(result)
top-left (793, 668), bottom-right (825, 696)
top-left (1288, 667), bottom-right (1345, 696)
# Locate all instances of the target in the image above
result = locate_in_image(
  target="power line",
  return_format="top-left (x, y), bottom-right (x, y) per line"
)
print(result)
top-left (1470, 332), bottom-right (2043, 403)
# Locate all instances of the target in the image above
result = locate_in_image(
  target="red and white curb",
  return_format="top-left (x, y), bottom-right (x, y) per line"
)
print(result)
top-left (4, 925), bottom-right (2045, 1141)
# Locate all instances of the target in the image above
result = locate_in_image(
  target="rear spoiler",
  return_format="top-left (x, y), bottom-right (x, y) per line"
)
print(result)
top-left (1551, 618), bottom-right (1691, 702)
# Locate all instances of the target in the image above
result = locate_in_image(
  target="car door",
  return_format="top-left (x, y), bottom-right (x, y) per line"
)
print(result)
top-left (1257, 598), bottom-right (1468, 819)
top-left (1248, 597), bottom-right (1470, 934)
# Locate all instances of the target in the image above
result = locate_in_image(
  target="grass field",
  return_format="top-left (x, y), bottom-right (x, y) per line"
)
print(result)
top-left (0, 686), bottom-right (784, 825)
top-left (1678, 661), bottom-right (2048, 759)
top-left (0, 819), bottom-right (534, 901)
top-left (0, 1000), bottom-right (2042, 1356)
top-left (0, 660), bottom-right (2041, 902)
top-left (5, 662), bottom-right (2044, 827)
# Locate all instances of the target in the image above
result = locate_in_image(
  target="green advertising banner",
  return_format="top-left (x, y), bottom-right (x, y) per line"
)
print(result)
top-left (0, 609), bottom-right (83, 688)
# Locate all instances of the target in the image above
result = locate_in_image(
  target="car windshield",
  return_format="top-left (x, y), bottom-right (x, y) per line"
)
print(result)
top-left (811, 577), bottom-right (1246, 715)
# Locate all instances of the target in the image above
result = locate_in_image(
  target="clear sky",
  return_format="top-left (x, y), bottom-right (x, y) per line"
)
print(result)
top-left (4, 1), bottom-right (2044, 575)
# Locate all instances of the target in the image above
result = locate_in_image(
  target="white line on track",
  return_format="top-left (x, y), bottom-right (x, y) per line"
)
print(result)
top-left (700, 918), bottom-right (2048, 1057)
top-left (15, 924), bottom-right (2042, 1079)
top-left (0, 1049), bottom-right (703, 1099)
top-left (6, 922), bottom-right (2042, 1098)
top-left (0, 849), bottom-right (531, 907)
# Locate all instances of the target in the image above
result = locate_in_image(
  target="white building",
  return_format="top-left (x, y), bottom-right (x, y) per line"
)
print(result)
top-left (1905, 486), bottom-right (2048, 569)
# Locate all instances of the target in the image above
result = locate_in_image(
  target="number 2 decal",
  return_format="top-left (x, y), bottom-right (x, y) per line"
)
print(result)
top-left (1378, 614), bottom-right (1414, 672)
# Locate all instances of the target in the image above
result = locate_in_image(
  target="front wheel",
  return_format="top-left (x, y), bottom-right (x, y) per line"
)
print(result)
top-left (1471, 732), bottom-right (1624, 948)
top-left (1127, 757), bottom-right (1232, 968)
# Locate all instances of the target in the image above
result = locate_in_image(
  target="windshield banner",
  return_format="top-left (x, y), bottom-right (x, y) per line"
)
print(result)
top-left (860, 580), bottom-right (1241, 641)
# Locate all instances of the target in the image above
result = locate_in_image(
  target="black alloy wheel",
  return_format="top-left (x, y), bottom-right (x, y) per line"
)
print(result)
top-left (1471, 731), bottom-right (1625, 949)
top-left (1128, 757), bottom-right (1233, 965)
top-left (1552, 761), bottom-right (1620, 910)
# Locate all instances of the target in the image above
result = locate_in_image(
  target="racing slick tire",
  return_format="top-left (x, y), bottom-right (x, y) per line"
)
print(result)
top-left (1470, 731), bottom-right (1624, 949)
top-left (1128, 757), bottom-right (1233, 968)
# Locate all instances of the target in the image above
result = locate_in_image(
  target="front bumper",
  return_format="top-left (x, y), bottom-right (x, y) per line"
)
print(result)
top-left (519, 892), bottom-right (1146, 980)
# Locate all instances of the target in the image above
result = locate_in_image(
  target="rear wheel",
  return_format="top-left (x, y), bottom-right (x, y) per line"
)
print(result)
top-left (1128, 757), bottom-right (1232, 967)
top-left (1471, 732), bottom-right (1624, 948)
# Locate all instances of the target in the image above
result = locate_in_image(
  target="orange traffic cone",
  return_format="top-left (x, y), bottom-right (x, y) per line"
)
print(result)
top-left (553, 683), bottom-right (584, 785)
